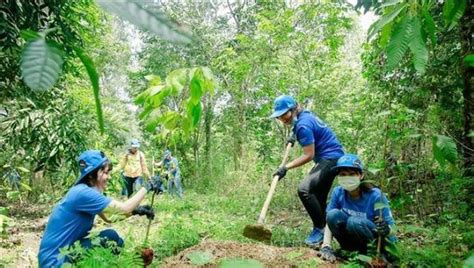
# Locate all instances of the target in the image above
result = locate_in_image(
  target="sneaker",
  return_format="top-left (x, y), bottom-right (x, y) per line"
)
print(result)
top-left (305, 228), bottom-right (324, 246)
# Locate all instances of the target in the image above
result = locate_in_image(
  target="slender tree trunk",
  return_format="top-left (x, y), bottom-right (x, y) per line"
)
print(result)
top-left (203, 95), bottom-right (213, 176)
top-left (460, 0), bottom-right (474, 176)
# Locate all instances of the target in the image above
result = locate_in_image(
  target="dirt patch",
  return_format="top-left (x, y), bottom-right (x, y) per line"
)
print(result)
top-left (162, 240), bottom-right (338, 267)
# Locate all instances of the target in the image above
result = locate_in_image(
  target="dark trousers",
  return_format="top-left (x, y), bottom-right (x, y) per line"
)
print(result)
top-left (121, 175), bottom-right (143, 197)
top-left (297, 158), bottom-right (338, 229)
top-left (326, 209), bottom-right (376, 252)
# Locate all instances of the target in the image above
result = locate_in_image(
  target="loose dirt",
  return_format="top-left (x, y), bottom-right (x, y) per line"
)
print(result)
top-left (162, 240), bottom-right (338, 267)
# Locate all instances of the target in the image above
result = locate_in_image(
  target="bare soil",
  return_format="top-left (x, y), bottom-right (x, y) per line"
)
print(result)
top-left (162, 240), bottom-right (339, 267)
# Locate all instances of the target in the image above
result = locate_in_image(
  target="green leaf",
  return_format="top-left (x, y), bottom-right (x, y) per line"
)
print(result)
top-left (190, 70), bottom-right (203, 105)
top-left (73, 46), bottom-right (104, 134)
top-left (0, 207), bottom-right (9, 216)
top-left (191, 102), bottom-right (202, 127)
top-left (166, 68), bottom-right (188, 94)
top-left (21, 38), bottom-right (64, 91)
top-left (386, 13), bottom-right (413, 71)
top-left (443, 0), bottom-right (467, 30)
top-left (463, 254), bottom-right (474, 268)
top-left (432, 134), bottom-right (458, 167)
top-left (464, 54), bottom-right (474, 67)
top-left (96, 0), bottom-right (192, 43)
top-left (144, 74), bottom-right (161, 85)
top-left (368, 3), bottom-right (407, 40)
top-left (374, 201), bottom-right (389, 211)
top-left (20, 183), bottom-right (32, 192)
top-left (380, 21), bottom-right (394, 47)
top-left (6, 191), bottom-right (20, 201)
top-left (20, 30), bottom-right (40, 41)
top-left (219, 258), bottom-right (263, 268)
top-left (409, 16), bottom-right (429, 73)
top-left (356, 254), bottom-right (373, 263)
top-left (186, 251), bottom-right (213, 265)
top-left (422, 6), bottom-right (437, 45)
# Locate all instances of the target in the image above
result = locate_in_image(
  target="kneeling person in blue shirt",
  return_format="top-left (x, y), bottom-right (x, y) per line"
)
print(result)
top-left (319, 154), bottom-right (396, 262)
top-left (38, 150), bottom-right (160, 267)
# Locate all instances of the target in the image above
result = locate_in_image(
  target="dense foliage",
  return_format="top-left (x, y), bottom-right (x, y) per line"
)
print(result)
top-left (1, 0), bottom-right (472, 267)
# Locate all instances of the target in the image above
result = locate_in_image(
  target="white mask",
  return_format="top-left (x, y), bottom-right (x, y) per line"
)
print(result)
top-left (338, 175), bottom-right (361, 191)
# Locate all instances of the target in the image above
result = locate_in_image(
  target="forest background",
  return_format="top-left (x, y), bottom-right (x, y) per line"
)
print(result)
top-left (0, 0), bottom-right (473, 267)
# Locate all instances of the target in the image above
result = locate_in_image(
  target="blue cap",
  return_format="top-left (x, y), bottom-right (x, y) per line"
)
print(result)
top-left (75, 150), bottom-right (109, 185)
top-left (334, 154), bottom-right (364, 172)
top-left (163, 150), bottom-right (171, 159)
top-left (130, 139), bottom-right (140, 148)
top-left (270, 95), bottom-right (297, 118)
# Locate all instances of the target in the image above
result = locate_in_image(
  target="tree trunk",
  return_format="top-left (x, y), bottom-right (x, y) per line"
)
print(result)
top-left (460, 0), bottom-right (474, 176)
top-left (203, 94), bottom-right (213, 175)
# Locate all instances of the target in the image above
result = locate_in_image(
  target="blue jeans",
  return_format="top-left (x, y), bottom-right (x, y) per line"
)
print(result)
top-left (168, 174), bottom-right (183, 198)
top-left (326, 209), bottom-right (376, 252)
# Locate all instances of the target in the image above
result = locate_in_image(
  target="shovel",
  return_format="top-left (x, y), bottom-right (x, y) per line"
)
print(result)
top-left (243, 142), bottom-right (292, 241)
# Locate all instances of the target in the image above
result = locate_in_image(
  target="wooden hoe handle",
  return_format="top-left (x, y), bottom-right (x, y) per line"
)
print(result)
top-left (257, 142), bottom-right (292, 224)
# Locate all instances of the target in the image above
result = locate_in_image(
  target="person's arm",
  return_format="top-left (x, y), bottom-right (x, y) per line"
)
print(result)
top-left (98, 212), bottom-right (112, 223)
top-left (285, 144), bottom-right (314, 170)
top-left (116, 154), bottom-right (126, 174)
top-left (107, 187), bottom-right (147, 214)
top-left (140, 153), bottom-right (151, 179)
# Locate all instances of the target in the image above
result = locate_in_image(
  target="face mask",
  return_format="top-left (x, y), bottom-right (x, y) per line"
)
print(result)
top-left (338, 175), bottom-right (361, 191)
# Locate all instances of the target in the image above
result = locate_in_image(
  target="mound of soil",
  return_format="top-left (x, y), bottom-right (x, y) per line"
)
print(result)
top-left (162, 240), bottom-right (337, 267)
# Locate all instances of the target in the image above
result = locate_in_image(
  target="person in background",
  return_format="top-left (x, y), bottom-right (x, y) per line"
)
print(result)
top-left (270, 95), bottom-right (345, 246)
top-left (319, 154), bottom-right (396, 262)
top-left (117, 139), bottom-right (151, 197)
top-left (160, 150), bottom-right (183, 198)
top-left (38, 150), bottom-right (159, 267)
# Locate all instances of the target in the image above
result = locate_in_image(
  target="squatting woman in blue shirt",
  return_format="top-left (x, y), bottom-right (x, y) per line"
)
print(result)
top-left (319, 154), bottom-right (396, 262)
top-left (38, 150), bottom-right (159, 267)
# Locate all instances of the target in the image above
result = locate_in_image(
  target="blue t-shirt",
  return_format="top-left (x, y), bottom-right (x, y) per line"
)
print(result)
top-left (164, 157), bottom-right (180, 177)
top-left (293, 110), bottom-right (344, 162)
top-left (38, 184), bottom-right (111, 267)
top-left (326, 186), bottom-right (395, 226)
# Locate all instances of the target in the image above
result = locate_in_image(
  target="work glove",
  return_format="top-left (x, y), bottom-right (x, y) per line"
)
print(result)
top-left (374, 216), bottom-right (390, 236)
top-left (144, 180), bottom-right (160, 194)
top-left (319, 246), bottom-right (336, 263)
top-left (132, 205), bottom-right (155, 220)
top-left (273, 166), bottom-right (288, 180)
top-left (286, 134), bottom-right (296, 147)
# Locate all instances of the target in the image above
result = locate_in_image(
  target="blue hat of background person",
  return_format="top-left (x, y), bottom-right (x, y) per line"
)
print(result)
top-left (75, 150), bottom-right (109, 185)
top-left (130, 139), bottom-right (140, 148)
top-left (270, 95), bottom-right (297, 118)
top-left (333, 154), bottom-right (364, 172)
top-left (163, 150), bottom-right (171, 159)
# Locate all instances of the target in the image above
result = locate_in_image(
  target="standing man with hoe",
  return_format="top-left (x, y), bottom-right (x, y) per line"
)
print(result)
top-left (270, 95), bottom-right (344, 246)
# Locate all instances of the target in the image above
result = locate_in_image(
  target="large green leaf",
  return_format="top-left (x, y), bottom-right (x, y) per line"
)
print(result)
top-left (386, 13), bottom-right (413, 71)
top-left (464, 54), bottom-right (474, 67)
top-left (368, 3), bottom-right (407, 40)
top-left (432, 135), bottom-right (458, 167)
top-left (190, 70), bottom-right (204, 105)
top-left (219, 258), bottom-right (263, 268)
top-left (21, 38), bottom-right (64, 91)
top-left (186, 251), bottom-right (213, 266)
top-left (443, 0), bottom-right (467, 30)
top-left (409, 16), bottom-right (429, 73)
top-left (96, 0), bottom-right (192, 43)
top-left (422, 6), bottom-right (437, 45)
top-left (73, 46), bottom-right (104, 134)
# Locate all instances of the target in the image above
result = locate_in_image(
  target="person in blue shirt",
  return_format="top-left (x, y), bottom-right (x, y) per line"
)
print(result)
top-left (319, 154), bottom-right (396, 262)
top-left (160, 150), bottom-right (183, 198)
top-left (271, 95), bottom-right (345, 246)
top-left (38, 150), bottom-right (160, 267)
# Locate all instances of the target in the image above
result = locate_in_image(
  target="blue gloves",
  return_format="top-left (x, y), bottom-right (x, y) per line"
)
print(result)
top-left (374, 216), bottom-right (390, 236)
